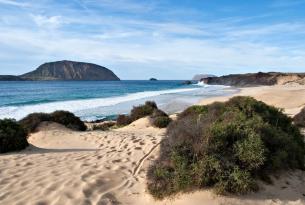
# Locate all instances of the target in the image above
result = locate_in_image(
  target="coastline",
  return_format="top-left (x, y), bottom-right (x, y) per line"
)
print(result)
top-left (0, 84), bottom-right (304, 205)
top-left (199, 84), bottom-right (305, 116)
top-left (0, 81), bottom-right (236, 121)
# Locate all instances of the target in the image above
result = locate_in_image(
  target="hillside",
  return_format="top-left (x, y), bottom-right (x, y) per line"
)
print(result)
top-left (192, 74), bottom-right (216, 81)
top-left (21, 60), bottom-right (120, 81)
top-left (202, 72), bottom-right (305, 86)
top-left (0, 75), bottom-right (25, 81)
top-left (0, 60), bottom-right (120, 81)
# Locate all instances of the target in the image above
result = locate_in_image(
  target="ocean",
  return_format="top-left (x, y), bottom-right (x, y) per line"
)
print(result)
top-left (0, 81), bottom-right (238, 121)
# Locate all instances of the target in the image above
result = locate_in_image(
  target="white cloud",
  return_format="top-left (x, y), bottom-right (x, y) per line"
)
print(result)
top-left (30, 14), bottom-right (63, 29)
top-left (0, 0), bottom-right (305, 78)
top-left (81, 0), bottom-right (157, 13)
top-left (1, 22), bottom-right (305, 77)
top-left (0, 0), bottom-right (28, 7)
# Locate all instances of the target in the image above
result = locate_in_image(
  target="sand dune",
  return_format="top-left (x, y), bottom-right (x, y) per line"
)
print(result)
top-left (0, 118), bottom-right (165, 205)
top-left (1, 85), bottom-right (305, 205)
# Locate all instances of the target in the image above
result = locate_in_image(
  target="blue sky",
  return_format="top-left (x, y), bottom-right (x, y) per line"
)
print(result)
top-left (0, 0), bottom-right (305, 79)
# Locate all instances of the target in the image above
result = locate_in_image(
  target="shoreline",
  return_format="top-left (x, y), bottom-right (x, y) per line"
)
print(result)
top-left (0, 84), bottom-right (304, 205)
top-left (0, 82), bottom-right (236, 121)
top-left (199, 84), bottom-right (305, 116)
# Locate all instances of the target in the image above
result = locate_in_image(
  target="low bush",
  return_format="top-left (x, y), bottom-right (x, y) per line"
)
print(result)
top-left (19, 113), bottom-right (51, 133)
top-left (152, 116), bottom-right (171, 128)
top-left (151, 109), bottom-right (171, 128)
top-left (92, 121), bottom-right (116, 131)
top-left (116, 114), bottom-right (132, 126)
top-left (294, 107), bottom-right (305, 127)
top-left (145, 101), bottom-right (158, 109)
top-left (0, 119), bottom-right (28, 153)
top-left (130, 101), bottom-right (157, 121)
top-left (178, 105), bottom-right (208, 119)
top-left (116, 101), bottom-right (170, 128)
top-left (147, 96), bottom-right (305, 199)
top-left (19, 111), bottom-right (86, 133)
top-left (151, 109), bottom-right (168, 118)
top-left (51, 111), bottom-right (86, 131)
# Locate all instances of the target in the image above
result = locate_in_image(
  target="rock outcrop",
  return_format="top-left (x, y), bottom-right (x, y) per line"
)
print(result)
top-left (202, 72), bottom-right (305, 86)
top-left (192, 74), bottom-right (216, 81)
top-left (0, 75), bottom-right (25, 81)
top-left (21, 60), bottom-right (120, 81)
top-left (0, 60), bottom-right (120, 81)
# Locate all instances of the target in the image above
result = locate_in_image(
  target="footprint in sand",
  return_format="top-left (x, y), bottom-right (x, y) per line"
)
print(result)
top-left (97, 193), bottom-right (121, 205)
top-left (112, 159), bottom-right (122, 163)
top-left (35, 200), bottom-right (48, 205)
top-left (96, 155), bottom-right (103, 159)
top-left (132, 139), bottom-right (140, 143)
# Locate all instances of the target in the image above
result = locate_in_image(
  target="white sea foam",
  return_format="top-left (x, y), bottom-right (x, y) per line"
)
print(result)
top-left (0, 87), bottom-right (199, 120)
top-left (195, 82), bottom-right (231, 89)
top-left (195, 81), bottom-right (210, 87)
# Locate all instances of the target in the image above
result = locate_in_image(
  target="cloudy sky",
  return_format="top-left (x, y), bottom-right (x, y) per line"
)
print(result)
top-left (0, 0), bottom-right (305, 79)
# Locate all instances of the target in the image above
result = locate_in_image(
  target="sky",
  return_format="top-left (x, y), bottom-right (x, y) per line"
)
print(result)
top-left (0, 0), bottom-right (305, 79)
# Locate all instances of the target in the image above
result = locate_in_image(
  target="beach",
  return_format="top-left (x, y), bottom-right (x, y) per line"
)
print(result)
top-left (1, 84), bottom-right (305, 205)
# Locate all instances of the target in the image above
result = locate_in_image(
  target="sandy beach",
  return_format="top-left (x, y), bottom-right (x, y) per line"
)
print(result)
top-left (1, 85), bottom-right (305, 205)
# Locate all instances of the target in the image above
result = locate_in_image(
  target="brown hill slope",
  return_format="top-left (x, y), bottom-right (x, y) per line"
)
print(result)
top-left (20, 60), bottom-right (120, 81)
top-left (202, 72), bottom-right (305, 86)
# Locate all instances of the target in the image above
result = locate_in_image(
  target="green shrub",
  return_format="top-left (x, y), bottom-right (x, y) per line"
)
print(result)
top-left (19, 111), bottom-right (86, 133)
top-left (152, 116), bottom-right (171, 128)
top-left (116, 115), bottom-right (132, 126)
top-left (92, 121), bottom-right (116, 131)
top-left (145, 101), bottom-right (158, 109)
top-left (19, 113), bottom-right (51, 133)
top-left (147, 96), bottom-right (305, 198)
top-left (152, 109), bottom-right (168, 118)
top-left (116, 102), bottom-right (171, 128)
top-left (150, 109), bottom-right (171, 128)
top-left (51, 111), bottom-right (86, 131)
top-left (130, 101), bottom-right (158, 121)
top-left (0, 119), bottom-right (28, 153)
top-left (178, 105), bottom-right (208, 119)
top-left (294, 107), bottom-right (305, 127)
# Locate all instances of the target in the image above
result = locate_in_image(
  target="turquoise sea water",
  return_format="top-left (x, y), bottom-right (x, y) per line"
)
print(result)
top-left (0, 81), bottom-right (238, 121)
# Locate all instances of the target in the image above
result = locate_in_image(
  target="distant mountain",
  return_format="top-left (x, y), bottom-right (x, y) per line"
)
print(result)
top-left (192, 74), bottom-right (216, 81)
top-left (0, 60), bottom-right (120, 81)
top-left (0, 75), bottom-right (25, 81)
top-left (201, 72), bottom-right (305, 86)
top-left (20, 60), bottom-right (120, 81)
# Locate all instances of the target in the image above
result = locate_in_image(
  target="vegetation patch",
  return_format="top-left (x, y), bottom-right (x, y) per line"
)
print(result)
top-left (92, 121), bottom-right (116, 131)
top-left (130, 101), bottom-right (158, 121)
top-left (147, 96), bottom-right (305, 199)
top-left (116, 114), bottom-right (133, 126)
top-left (294, 107), bottom-right (305, 127)
top-left (18, 113), bottom-right (51, 133)
top-left (0, 119), bottom-right (29, 153)
top-left (19, 111), bottom-right (87, 133)
top-left (151, 109), bottom-right (171, 128)
top-left (116, 101), bottom-right (170, 128)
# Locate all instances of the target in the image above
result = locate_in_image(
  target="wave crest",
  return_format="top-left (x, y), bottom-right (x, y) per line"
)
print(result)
top-left (0, 87), bottom-right (198, 120)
